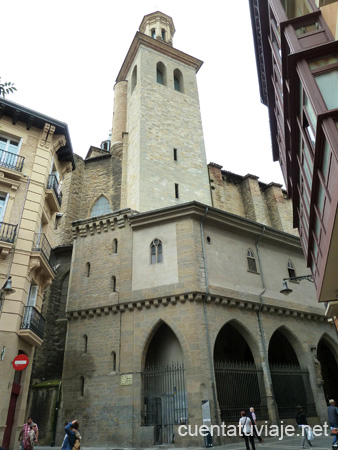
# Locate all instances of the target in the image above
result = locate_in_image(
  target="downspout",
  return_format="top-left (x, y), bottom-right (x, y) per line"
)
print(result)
top-left (51, 380), bottom-right (62, 446)
top-left (255, 226), bottom-right (279, 423)
top-left (200, 207), bottom-right (219, 429)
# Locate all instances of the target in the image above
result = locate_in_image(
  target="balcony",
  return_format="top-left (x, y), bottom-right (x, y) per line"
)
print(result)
top-left (0, 222), bottom-right (17, 258)
top-left (19, 306), bottom-right (45, 346)
top-left (32, 233), bottom-right (57, 275)
top-left (0, 149), bottom-right (25, 178)
top-left (45, 174), bottom-right (62, 212)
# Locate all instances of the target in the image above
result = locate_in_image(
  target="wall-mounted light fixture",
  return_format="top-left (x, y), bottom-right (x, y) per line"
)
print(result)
top-left (280, 274), bottom-right (313, 295)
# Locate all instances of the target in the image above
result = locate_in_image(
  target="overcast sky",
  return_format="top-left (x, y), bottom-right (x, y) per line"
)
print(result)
top-left (2, 0), bottom-right (285, 186)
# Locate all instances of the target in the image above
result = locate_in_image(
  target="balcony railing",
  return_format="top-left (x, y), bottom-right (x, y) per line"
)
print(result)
top-left (32, 233), bottom-right (57, 272)
top-left (47, 174), bottom-right (62, 206)
top-left (21, 306), bottom-right (45, 340)
top-left (0, 222), bottom-right (17, 243)
top-left (0, 150), bottom-right (25, 172)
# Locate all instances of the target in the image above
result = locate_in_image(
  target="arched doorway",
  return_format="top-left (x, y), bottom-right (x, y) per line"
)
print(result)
top-left (269, 328), bottom-right (316, 418)
top-left (213, 321), bottom-right (267, 422)
top-left (141, 322), bottom-right (186, 445)
top-left (317, 337), bottom-right (338, 403)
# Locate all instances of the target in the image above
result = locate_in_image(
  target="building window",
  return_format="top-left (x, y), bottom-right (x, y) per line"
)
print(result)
top-left (90, 195), bottom-right (112, 217)
top-left (0, 192), bottom-right (9, 222)
top-left (247, 249), bottom-right (257, 272)
top-left (131, 65), bottom-right (137, 93)
top-left (287, 260), bottom-right (296, 278)
top-left (82, 335), bottom-right (88, 354)
top-left (113, 238), bottom-right (118, 254)
top-left (111, 276), bottom-right (116, 292)
top-left (79, 376), bottom-right (85, 397)
top-left (156, 62), bottom-right (166, 85)
top-left (315, 69), bottom-right (338, 110)
top-left (150, 239), bottom-right (163, 264)
top-left (175, 183), bottom-right (179, 199)
top-left (0, 135), bottom-right (21, 169)
top-left (151, 28), bottom-right (156, 39)
top-left (111, 351), bottom-right (117, 372)
top-left (86, 262), bottom-right (91, 278)
top-left (174, 69), bottom-right (184, 93)
top-left (173, 148), bottom-right (177, 161)
top-left (280, 0), bottom-right (311, 19)
top-left (161, 29), bottom-right (166, 40)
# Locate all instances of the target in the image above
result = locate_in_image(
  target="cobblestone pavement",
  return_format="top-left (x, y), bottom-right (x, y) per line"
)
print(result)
top-left (32, 433), bottom-right (334, 450)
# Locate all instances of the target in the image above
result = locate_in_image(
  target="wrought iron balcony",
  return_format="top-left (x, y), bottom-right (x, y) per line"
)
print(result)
top-left (20, 306), bottom-right (45, 340)
top-left (47, 174), bottom-right (62, 206)
top-left (0, 150), bottom-right (24, 172)
top-left (0, 222), bottom-right (17, 243)
top-left (32, 233), bottom-right (57, 272)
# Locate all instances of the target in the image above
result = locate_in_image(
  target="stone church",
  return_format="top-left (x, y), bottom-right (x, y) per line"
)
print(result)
top-left (28, 11), bottom-right (338, 449)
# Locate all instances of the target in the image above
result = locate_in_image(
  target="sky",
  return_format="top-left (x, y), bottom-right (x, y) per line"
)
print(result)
top-left (2, 0), bottom-right (285, 187)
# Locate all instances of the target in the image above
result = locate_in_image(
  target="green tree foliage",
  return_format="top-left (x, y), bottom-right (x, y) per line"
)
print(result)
top-left (0, 78), bottom-right (17, 98)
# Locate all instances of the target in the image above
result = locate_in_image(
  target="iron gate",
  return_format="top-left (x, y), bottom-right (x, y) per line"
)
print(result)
top-left (270, 364), bottom-right (317, 418)
top-left (214, 361), bottom-right (268, 422)
top-left (142, 362), bottom-right (187, 444)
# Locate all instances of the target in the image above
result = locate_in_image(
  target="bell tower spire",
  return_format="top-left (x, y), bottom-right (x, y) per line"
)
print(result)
top-left (112, 11), bottom-right (212, 212)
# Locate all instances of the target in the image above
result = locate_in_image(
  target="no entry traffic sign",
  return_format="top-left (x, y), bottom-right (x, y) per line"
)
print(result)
top-left (12, 354), bottom-right (29, 371)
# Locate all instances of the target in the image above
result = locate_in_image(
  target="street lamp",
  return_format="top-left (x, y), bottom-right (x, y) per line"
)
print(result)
top-left (280, 274), bottom-right (314, 295)
top-left (1, 276), bottom-right (16, 295)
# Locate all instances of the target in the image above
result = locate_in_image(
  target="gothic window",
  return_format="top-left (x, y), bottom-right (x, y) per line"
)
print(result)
top-left (247, 249), bottom-right (257, 273)
top-left (90, 196), bottom-right (112, 217)
top-left (111, 276), bottom-right (116, 292)
top-left (287, 260), bottom-right (296, 278)
top-left (82, 335), bottom-right (88, 354)
top-left (86, 262), bottom-right (90, 278)
top-left (113, 238), bottom-right (118, 254)
top-left (150, 239), bottom-right (163, 264)
top-left (156, 62), bottom-right (166, 85)
top-left (131, 65), bottom-right (137, 93)
top-left (174, 69), bottom-right (184, 93)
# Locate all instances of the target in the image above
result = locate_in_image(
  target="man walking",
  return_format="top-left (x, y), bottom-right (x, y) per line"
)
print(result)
top-left (18, 417), bottom-right (38, 450)
top-left (248, 407), bottom-right (263, 443)
top-left (328, 399), bottom-right (338, 447)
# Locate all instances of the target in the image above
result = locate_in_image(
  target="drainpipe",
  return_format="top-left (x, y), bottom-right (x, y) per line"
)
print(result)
top-left (255, 226), bottom-right (279, 424)
top-left (51, 380), bottom-right (62, 446)
top-left (200, 207), bottom-right (220, 429)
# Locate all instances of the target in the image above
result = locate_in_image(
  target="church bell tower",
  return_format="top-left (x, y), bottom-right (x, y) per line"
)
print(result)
top-left (111, 11), bottom-right (211, 212)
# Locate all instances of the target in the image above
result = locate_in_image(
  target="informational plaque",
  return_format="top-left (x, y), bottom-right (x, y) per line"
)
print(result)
top-left (120, 374), bottom-right (133, 385)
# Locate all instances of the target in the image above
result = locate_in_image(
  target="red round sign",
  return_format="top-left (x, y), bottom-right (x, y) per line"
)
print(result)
top-left (12, 354), bottom-right (29, 371)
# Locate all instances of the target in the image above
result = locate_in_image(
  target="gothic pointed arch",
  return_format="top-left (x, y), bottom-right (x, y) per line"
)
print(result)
top-left (317, 333), bottom-right (338, 402)
top-left (268, 326), bottom-right (316, 418)
top-left (213, 319), bottom-right (266, 422)
top-left (89, 194), bottom-right (112, 218)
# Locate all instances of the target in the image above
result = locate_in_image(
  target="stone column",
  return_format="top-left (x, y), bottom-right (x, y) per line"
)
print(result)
top-left (111, 81), bottom-right (128, 146)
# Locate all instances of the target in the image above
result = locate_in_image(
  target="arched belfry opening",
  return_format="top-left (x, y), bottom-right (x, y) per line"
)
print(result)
top-left (141, 322), bottom-right (187, 445)
top-left (317, 336), bottom-right (338, 403)
top-left (213, 321), bottom-right (267, 422)
top-left (268, 328), bottom-right (316, 418)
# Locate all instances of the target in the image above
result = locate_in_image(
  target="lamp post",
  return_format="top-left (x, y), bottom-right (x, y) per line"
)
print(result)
top-left (0, 276), bottom-right (16, 312)
top-left (280, 274), bottom-right (314, 295)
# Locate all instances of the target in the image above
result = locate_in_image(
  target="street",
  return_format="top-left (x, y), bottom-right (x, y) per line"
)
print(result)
top-left (34, 432), bottom-right (334, 450)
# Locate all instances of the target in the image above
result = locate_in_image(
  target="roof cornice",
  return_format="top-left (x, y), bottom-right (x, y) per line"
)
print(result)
top-left (116, 32), bottom-right (203, 82)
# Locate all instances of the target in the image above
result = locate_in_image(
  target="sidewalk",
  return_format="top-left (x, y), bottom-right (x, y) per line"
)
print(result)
top-left (33, 432), bottom-right (334, 450)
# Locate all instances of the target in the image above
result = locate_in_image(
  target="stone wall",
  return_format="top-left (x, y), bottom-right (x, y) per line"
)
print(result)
top-left (208, 163), bottom-right (297, 236)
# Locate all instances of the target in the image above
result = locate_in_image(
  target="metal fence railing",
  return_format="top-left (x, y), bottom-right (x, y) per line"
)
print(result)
top-left (0, 222), bottom-right (17, 243)
top-left (47, 174), bottom-right (62, 206)
top-left (0, 150), bottom-right (25, 172)
top-left (32, 233), bottom-right (57, 272)
top-left (21, 306), bottom-right (45, 339)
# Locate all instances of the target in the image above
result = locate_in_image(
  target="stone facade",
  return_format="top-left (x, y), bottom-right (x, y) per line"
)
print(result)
top-left (26, 10), bottom-right (338, 450)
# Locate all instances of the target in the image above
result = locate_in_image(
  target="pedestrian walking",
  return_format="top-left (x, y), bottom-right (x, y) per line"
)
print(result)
top-left (328, 399), bottom-right (338, 447)
top-left (248, 407), bottom-right (263, 442)
top-left (18, 417), bottom-right (38, 450)
top-left (296, 405), bottom-right (313, 449)
top-left (22, 423), bottom-right (38, 449)
top-left (61, 419), bottom-right (81, 450)
top-left (239, 410), bottom-right (256, 450)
